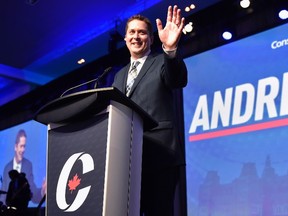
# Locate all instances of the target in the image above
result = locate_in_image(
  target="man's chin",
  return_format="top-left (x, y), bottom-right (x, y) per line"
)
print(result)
top-left (131, 50), bottom-right (146, 57)
top-left (16, 157), bottom-right (23, 163)
top-left (132, 49), bottom-right (142, 53)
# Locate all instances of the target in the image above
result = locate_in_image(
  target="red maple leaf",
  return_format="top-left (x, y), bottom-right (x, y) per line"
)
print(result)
top-left (68, 173), bottom-right (81, 193)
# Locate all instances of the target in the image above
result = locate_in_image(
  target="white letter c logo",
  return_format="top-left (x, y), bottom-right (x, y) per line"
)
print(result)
top-left (56, 152), bottom-right (94, 212)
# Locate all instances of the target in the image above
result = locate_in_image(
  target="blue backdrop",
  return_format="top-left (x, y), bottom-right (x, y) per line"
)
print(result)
top-left (183, 23), bottom-right (288, 215)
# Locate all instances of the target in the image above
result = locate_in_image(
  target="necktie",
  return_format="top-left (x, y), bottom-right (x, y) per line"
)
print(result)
top-left (126, 61), bottom-right (140, 96)
top-left (16, 165), bottom-right (20, 173)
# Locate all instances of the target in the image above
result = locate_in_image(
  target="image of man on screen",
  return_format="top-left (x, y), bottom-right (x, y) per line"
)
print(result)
top-left (0, 129), bottom-right (46, 205)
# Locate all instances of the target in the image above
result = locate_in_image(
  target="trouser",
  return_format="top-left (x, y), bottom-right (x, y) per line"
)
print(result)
top-left (140, 165), bottom-right (179, 216)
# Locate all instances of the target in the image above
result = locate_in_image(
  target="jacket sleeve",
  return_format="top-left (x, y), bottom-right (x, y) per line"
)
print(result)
top-left (163, 53), bottom-right (188, 88)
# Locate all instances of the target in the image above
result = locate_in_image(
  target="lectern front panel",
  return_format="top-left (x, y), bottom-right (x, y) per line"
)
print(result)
top-left (47, 113), bottom-right (108, 215)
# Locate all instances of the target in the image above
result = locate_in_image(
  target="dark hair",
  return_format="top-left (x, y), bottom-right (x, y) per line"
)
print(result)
top-left (8, 169), bottom-right (20, 180)
top-left (125, 14), bottom-right (153, 37)
top-left (15, 129), bottom-right (27, 145)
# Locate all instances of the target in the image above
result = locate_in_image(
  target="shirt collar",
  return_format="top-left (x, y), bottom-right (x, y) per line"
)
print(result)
top-left (130, 50), bottom-right (150, 66)
top-left (13, 157), bottom-right (22, 172)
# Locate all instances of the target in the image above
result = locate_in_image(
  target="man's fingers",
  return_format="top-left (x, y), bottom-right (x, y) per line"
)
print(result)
top-left (179, 17), bottom-right (185, 30)
top-left (172, 5), bottom-right (177, 24)
top-left (176, 7), bottom-right (182, 26)
top-left (156, 18), bottom-right (163, 31)
top-left (166, 5), bottom-right (172, 23)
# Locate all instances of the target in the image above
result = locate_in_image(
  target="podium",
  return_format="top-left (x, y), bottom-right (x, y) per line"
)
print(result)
top-left (35, 87), bottom-right (157, 216)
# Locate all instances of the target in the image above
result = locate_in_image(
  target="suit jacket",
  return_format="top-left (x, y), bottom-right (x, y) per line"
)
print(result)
top-left (112, 52), bottom-right (187, 169)
top-left (1, 158), bottom-right (42, 204)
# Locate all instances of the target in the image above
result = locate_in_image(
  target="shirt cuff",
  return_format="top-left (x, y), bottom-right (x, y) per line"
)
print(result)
top-left (162, 44), bottom-right (177, 58)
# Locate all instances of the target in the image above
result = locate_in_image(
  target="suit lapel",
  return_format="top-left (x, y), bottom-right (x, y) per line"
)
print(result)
top-left (128, 55), bottom-right (156, 97)
top-left (119, 64), bottom-right (130, 93)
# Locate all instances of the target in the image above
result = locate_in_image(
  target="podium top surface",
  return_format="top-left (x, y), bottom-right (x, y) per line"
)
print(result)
top-left (34, 87), bottom-right (157, 130)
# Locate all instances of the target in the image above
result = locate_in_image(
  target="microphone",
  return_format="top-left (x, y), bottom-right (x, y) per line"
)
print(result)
top-left (60, 66), bottom-right (113, 97)
top-left (94, 66), bottom-right (112, 89)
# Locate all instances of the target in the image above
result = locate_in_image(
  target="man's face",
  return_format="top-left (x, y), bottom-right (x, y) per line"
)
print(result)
top-left (125, 19), bottom-right (153, 59)
top-left (14, 136), bottom-right (26, 163)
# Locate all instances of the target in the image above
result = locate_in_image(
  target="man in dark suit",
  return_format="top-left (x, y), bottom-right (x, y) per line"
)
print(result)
top-left (0, 129), bottom-right (45, 205)
top-left (112, 5), bottom-right (187, 216)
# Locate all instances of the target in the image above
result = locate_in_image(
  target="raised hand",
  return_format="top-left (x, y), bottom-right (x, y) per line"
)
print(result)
top-left (156, 5), bottom-right (185, 50)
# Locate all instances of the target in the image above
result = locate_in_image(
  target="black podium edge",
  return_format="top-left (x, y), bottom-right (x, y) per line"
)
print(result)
top-left (34, 87), bottom-right (157, 131)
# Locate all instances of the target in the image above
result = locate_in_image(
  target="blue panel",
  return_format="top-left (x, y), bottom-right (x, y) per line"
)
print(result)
top-left (184, 23), bottom-right (288, 215)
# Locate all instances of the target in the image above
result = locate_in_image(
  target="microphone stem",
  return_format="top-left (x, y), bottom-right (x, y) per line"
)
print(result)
top-left (60, 67), bottom-right (113, 97)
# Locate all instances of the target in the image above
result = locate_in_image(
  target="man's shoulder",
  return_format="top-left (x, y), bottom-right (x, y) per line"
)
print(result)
top-left (3, 160), bottom-right (13, 171)
top-left (149, 51), bottom-right (162, 58)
